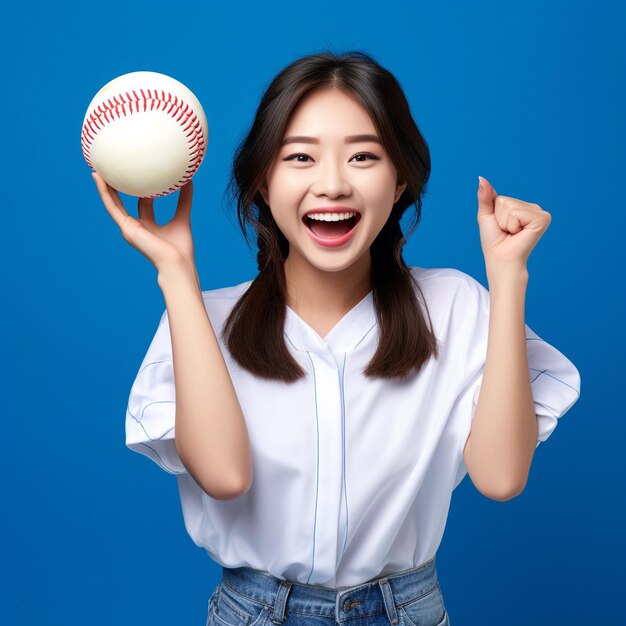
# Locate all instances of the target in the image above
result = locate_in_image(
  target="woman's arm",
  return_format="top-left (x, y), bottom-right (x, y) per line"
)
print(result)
top-left (467, 176), bottom-right (553, 500)
top-left (463, 268), bottom-right (537, 501)
top-left (158, 262), bottom-right (253, 500)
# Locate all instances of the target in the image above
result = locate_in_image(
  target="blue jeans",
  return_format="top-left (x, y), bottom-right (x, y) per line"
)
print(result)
top-left (206, 556), bottom-right (450, 626)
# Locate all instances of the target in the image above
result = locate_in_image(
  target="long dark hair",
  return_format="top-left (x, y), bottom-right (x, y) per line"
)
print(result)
top-left (223, 50), bottom-right (439, 381)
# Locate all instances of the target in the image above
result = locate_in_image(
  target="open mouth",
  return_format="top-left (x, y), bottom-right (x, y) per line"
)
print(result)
top-left (302, 213), bottom-right (362, 239)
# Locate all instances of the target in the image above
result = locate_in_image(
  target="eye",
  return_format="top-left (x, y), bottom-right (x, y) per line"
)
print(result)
top-left (350, 153), bottom-right (380, 162)
top-left (283, 153), bottom-right (312, 162)
top-left (283, 153), bottom-right (380, 163)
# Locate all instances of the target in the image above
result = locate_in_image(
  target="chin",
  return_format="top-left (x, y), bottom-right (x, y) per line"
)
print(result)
top-left (305, 249), bottom-right (369, 274)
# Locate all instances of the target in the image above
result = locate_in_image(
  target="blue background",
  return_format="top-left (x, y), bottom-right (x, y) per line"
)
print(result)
top-left (3, 1), bottom-right (622, 624)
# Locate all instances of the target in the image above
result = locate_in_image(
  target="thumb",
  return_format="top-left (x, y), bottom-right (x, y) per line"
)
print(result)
top-left (477, 176), bottom-right (497, 219)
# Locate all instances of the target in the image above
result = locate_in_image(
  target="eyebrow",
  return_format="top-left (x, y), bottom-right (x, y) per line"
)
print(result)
top-left (280, 134), bottom-right (382, 146)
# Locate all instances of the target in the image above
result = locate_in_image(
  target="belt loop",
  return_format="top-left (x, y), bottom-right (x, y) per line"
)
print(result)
top-left (269, 580), bottom-right (292, 625)
top-left (378, 578), bottom-right (400, 626)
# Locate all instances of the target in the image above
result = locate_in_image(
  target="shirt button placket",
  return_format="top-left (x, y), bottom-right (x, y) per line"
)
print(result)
top-left (307, 348), bottom-right (344, 585)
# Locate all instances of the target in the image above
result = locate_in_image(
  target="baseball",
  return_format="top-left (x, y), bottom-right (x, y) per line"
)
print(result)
top-left (81, 71), bottom-right (208, 198)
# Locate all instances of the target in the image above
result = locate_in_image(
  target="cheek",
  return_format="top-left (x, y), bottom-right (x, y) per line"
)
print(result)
top-left (266, 167), bottom-right (304, 200)
top-left (267, 185), bottom-right (304, 228)
top-left (279, 176), bottom-right (307, 200)
top-left (269, 205), bottom-right (300, 242)
top-left (366, 175), bottom-right (398, 212)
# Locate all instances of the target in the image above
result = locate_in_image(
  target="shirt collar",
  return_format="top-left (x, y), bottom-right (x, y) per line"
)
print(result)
top-left (284, 290), bottom-right (377, 354)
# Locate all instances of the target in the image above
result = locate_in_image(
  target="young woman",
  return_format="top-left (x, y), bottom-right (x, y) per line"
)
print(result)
top-left (93, 50), bottom-right (581, 626)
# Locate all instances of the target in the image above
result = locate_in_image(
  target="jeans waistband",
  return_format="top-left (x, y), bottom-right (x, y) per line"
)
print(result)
top-left (220, 556), bottom-right (439, 624)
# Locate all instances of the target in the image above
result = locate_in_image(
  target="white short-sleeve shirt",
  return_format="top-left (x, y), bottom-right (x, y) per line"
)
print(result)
top-left (125, 266), bottom-right (581, 588)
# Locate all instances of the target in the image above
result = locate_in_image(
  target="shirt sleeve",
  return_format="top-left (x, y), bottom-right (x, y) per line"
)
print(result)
top-left (125, 308), bottom-right (187, 475)
top-left (452, 273), bottom-right (581, 489)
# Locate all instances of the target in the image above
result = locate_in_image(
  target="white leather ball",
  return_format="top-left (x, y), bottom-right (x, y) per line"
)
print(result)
top-left (81, 71), bottom-right (208, 198)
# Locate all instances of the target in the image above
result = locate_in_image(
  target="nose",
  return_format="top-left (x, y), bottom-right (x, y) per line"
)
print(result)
top-left (310, 158), bottom-right (352, 198)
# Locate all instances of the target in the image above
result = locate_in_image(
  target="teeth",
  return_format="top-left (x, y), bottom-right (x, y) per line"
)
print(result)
top-left (306, 211), bottom-right (357, 221)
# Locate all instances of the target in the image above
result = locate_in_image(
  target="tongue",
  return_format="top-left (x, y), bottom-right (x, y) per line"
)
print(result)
top-left (308, 218), bottom-right (353, 239)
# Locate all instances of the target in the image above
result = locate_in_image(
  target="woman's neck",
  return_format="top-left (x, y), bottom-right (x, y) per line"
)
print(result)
top-left (283, 252), bottom-right (372, 321)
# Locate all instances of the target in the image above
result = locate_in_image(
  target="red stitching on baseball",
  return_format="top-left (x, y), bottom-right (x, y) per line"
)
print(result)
top-left (82, 84), bottom-right (206, 198)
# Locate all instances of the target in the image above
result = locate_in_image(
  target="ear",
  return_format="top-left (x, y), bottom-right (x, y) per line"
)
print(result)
top-left (394, 180), bottom-right (408, 204)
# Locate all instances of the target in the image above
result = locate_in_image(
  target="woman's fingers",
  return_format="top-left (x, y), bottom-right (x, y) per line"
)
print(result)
top-left (106, 182), bottom-right (126, 213)
top-left (174, 180), bottom-right (193, 222)
top-left (96, 172), bottom-right (126, 213)
top-left (92, 172), bottom-right (131, 229)
top-left (138, 195), bottom-right (155, 223)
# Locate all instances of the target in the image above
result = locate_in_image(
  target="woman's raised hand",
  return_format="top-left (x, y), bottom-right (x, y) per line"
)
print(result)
top-left (92, 171), bottom-right (198, 276)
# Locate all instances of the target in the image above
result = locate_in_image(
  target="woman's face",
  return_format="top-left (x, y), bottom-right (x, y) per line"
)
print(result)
top-left (260, 88), bottom-right (407, 275)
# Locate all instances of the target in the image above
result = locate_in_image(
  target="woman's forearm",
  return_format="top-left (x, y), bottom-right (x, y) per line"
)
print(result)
top-left (467, 267), bottom-right (537, 500)
top-left (157, 264), bottom-right (252, 500)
